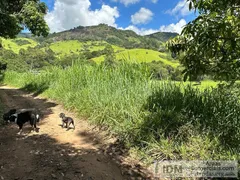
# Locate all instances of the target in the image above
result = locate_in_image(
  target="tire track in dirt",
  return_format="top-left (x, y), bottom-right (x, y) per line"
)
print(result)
top-left (0, 86), bottom-right (151, 180)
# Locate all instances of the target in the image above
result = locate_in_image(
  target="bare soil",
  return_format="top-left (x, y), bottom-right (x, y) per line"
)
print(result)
top-left (0, 86), bottom-right (152, 180)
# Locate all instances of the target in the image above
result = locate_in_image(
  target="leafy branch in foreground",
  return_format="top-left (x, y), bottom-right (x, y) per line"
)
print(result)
top-left (167, 0), bottom-right (240, 82)
top-left (0, 0), bottom-right (49, 38)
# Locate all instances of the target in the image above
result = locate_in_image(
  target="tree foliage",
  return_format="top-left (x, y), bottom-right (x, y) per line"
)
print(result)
top-left (0, 47), bottom-right (56, 72)
top-left (0, 62), bottom-right (7, 72)
top-left (0, 49), bottom-right (29, 72)
top-left (0, 0), bottom-right (49, 38)
top-left (102, 45), bottom-right (117, 67)
top-left (19, 47), bottom-right (55, 70)
top-left (167, 0), bottom-right (240, 81)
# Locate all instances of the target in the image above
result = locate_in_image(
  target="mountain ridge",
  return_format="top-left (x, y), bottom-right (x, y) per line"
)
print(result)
top-left (146, 31), bottom-right (178, 42)
top-left (35, 24), bottom-right (178, 50)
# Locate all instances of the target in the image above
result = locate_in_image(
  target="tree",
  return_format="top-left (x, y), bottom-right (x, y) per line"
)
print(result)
top-left (0, 49), bottom-right (29, 72)
top-left (0, 0), bottom-right (49, 38)
top-left (102, 45), bottom-right (117, 67)
top-left (167, 0), bottom-right (240, 82)
top-left (20, 47), bottom-right (55, 70)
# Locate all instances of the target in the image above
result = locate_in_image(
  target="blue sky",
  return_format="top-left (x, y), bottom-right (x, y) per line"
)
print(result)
top-left (40, 0), bottom-right (197, 35)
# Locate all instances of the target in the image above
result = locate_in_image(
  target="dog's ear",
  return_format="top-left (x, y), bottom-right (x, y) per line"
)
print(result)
top-left (9, 109), bottom-right (17, 114)
top-left (59, 113), bottom-right (65, 118)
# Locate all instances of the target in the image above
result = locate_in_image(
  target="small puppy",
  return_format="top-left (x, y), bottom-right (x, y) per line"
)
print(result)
top-left (59, 113), bottom-right (75, 130)
top-left (3, 108), bottom-right (40, 134)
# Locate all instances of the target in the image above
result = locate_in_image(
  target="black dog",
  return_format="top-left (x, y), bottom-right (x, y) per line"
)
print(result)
top-left (59, 113), bottom-right (75, 130)
top-left (3, 108), bottom-right (40, 134)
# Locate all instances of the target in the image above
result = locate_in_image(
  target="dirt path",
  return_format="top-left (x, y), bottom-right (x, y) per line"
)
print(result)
top-left (0, 86), bottom-right (150, 180)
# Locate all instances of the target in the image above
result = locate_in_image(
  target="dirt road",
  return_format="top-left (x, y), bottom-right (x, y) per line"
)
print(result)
top-left (0, 86), bottom-right (150, 180)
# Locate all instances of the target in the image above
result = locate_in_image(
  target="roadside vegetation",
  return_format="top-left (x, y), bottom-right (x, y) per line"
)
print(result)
top-left (2, 63), bottom-right (239, 163)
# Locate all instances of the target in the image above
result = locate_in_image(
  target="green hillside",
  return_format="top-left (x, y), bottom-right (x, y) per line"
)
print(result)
top-left (49, 40), bottom-right (126, 57)
top-left (1, 37), bottom-right (178, 68)
top-left (46, 24), bottom-right (177, 50)
top-left (49, 40), bottom-right (83, 56)
top-left (146, 32), bottom-right (178, 42)
top-left (0, 24), bottom-right (179, 70)
top-left (1, 38), bottom-right (37, 53)
top-left (47, 40), bottom-right (178, 67)
top-left (93, 48), bottom-right (179, 67)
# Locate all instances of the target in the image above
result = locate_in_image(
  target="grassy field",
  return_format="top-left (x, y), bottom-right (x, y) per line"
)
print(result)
top-left (93, 49), bottom-right (179, 67)
top-left (1, 38), bottom-right (37, 53)
top-left (50, 40), bottom-right (126, 55)
top-left (173, 80), bottom-right (218, 90)
top-left (84, 41), bottom-right (125, 52)
top-left (2, 63), bottom-right (239, 164)
top-left (49, 40), bottom-right (83, 56)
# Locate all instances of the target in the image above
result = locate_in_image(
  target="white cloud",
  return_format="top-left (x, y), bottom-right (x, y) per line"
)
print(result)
top-left (122, 19), bottom-right (186, 35)
top-left (45, 0), bottom-right (119, 33)
top-left (160, 19), bottom-right (186, 34)
top-left (112, 0), bottom-right (158, 6)
top-left (111, 0), bottom-right (140, 6)
top-left (151, 0), bottom-right (158, 3)
top-left (123, 25), bottom-right (158, 35)
top-left (166, 0), bottom-right (192, 17)
top-left (45, 0), bottom-right (186, 36)
top-left (131, 8), bottom-right (153, 25)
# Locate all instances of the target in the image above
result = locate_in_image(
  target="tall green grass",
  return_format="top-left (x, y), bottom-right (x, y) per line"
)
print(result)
top-left (135, 83), bottom-right (240, 160)
top-left (3, 63), bottom-right (239, 162)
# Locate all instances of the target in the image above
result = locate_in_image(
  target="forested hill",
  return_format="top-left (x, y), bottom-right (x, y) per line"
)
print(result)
top-left (40, 24), bottom-right (177, 50)
top-left (145, 32), bottom-right (178, 42)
